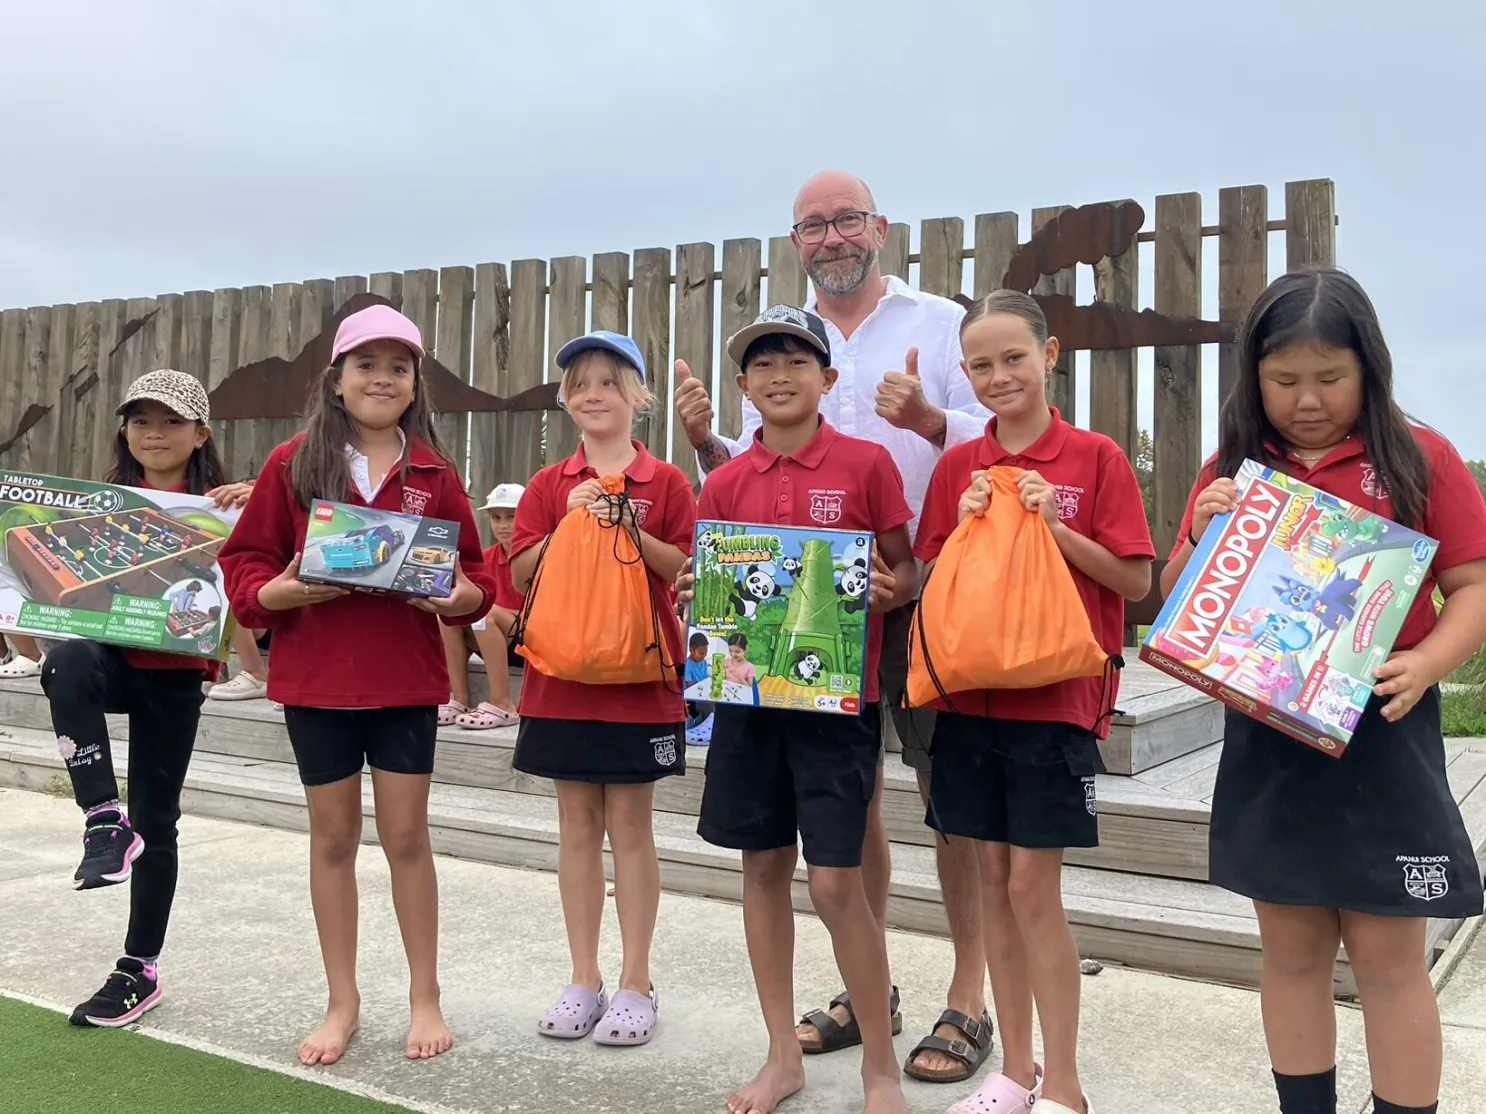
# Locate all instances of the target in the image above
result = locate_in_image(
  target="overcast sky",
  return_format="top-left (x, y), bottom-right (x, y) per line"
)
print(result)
top-left (4, 0), bottom-right (1483, 460)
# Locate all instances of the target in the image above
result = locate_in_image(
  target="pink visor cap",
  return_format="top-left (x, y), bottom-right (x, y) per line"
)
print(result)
top-left (331, 305), bottom-right (427, 366)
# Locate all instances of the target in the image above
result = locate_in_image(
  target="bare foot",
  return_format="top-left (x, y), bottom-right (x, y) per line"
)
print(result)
top-left (298, 1003), bottom-right (360, 1066)
top-left (726, 1058), bottom-right (805, 1114)
top-left (861, 1074), bottom-right (907, 1114)
top-left (407, 999), bottom-right (454, 1060)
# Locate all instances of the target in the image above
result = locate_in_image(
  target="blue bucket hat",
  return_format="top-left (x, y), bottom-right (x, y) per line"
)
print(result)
top-left (554, 330), bottom-right (647, 380)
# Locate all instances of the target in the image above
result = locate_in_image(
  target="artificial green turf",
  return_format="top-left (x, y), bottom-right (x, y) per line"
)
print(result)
top-left (0, 995), bottom-right (414, 1114)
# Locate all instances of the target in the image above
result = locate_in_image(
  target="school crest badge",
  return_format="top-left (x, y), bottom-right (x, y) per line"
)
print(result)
top-left (809, 492), bottom-right (842, 526)
top-left (630, 498), bottom-right (653, 527)
top-left (402, 487), bottom-right (432, 516)
top-left (1403, 862), bottom-right (1449, 902)
top-left (652, 736), bottom-right (677, 767)
top-left (1054, 484), bottom-right (1084, 521)
top-left (1082, 777), bottom-right (1097, 816)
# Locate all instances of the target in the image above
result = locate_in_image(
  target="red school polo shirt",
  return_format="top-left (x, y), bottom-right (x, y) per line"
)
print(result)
top-left (696, 420), bottom-right (914, 702)
top-left (482, 543), bottom-right (524, 612)
top-left (509, 441), bottom-right (696, 724)
top-left (1173, 427), bottom-right (1486, 653)
top-left (914, 409), bottom-right (1155, 736)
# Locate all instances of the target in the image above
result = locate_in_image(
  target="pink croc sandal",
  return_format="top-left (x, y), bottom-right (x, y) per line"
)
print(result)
top-left (539, 982), bottom-right (608, 1039)
top-left (949, 1063), bottom-right (1044, 1114)
top-left (438, 700), bottom-right (466, 726)
top-left (454, 701), bottom-right (518, 730)
top-left (592, 985), bottom-right (658, 1046)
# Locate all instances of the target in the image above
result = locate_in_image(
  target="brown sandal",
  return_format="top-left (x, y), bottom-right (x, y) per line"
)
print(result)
top-left (902, 1008), bottom-right (995, 1083)
top-left (797, 986), bottom-right (902, 1054)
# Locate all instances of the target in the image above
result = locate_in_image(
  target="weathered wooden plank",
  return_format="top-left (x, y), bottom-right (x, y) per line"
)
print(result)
top-left (401, 270), bottom-right (438, 353)
top-left (54, 302), bottom-right (99, 479)
top-left (115, 298), bottom-right (159, 468)
top-left (591, 253), bottom-right (632, 450)
top-left (333, 275), bottom-right (367, 314)
top-left (881, 223), bottom-right (910, 282)
top-left (263, 283), bottom-right (303, 467)
top-left (24, 304), bottom-right (75, 473)
top-left (207, 288), bottom-right (243, 479)
top-left (718, 238), bottom-right (761, 439)
top-left (368, 272), bottom-right (403, 311)
top-left (973, 212), bottom-right (1020, 298)
top-left (918, 217), bottom-right (965, 299)
top-left (1033, 205), bottom-right (1076, 421)
top-left (0, 309), bottom-right (26, 456)
top-left (1218, 185), bottom-right (1269, 406)
top-left (470, 262), bottom-right (511, 541)
top-left (545, 256), bottom-right (587, 464)
top-left (235, 286), bottom-right (273, 478)
top-left (673, 242), bottom-right (715, 485)
top-left (436, 265), bottom-right (475, 483)
top-left (151, 292), bottom-right (183, 371)
top-left (1153, 193), bottom-right (1205, 555)
top-left (1285, 179), bottom-right (1337, 272)
top-left (179, 290), bottom-right (214, 390)
top-left (84, 300), bottom-right (127, 481)
top-left (1091, 210), bottom-right (1139, 462)
top-left (631, 248), bottom-right (671, 461)
top-left (296, 279), bottom-right (335, 433)
top-left (767, 235), bottom-right (807, 309)
top-left (14, 306), bottom-right (55, 472)
top-left (506, 259), bottom-right (547, 477)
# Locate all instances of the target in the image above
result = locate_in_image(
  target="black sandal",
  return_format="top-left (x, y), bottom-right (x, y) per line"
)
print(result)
top-left (902, 1008), bottom-right (995, 1083)
top-left (797, 986), bottom-right (903, 1055)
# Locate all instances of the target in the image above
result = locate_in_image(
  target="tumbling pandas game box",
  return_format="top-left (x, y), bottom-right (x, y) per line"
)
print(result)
top-left (685, 520), bottom-right (873, 715)
top-left (299, 500), bottom-right (459, 599)
top-left (0, 470), bottom-right (240, 660)
top-left (1141, 459), bottom-right (1439, 756)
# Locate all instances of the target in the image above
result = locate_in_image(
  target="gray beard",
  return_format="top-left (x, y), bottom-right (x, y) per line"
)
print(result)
top-left (806, 246), bottom-right (876, 297)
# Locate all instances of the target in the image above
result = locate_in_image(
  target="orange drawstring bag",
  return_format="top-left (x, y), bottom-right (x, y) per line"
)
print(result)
top-left (906, 466), bottom-right (1109, 707)
top-left (513, 475), bottom-right (674, 685)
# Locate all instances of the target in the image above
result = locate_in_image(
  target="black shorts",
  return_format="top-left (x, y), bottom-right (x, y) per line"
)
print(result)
top-left (283, 705), bottom-right (437, 787)
top-left (698, 704), bottom-right (882, 868)
top-left (927, 713), bottom-right (1103, 849)
top-left (880, 603), bottom-right (937, 773)
top-left (513, 716), bottom-right (685, 784)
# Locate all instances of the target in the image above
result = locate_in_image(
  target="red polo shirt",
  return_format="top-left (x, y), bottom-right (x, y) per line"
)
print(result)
top-left (1173, 427), bottom-right (1486, 652)
top-left (696, 420), bottom-right (913, 702)
top-left (510, 441), bottom-right (695, 724)
top-left (915, 409), bottom-right (1155, 736)
top-left (483, 543), bottom-right (523, 612)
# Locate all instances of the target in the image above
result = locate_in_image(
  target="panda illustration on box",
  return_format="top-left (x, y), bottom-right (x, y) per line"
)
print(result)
top-left (836, 557), bottom-right (869, 614)
top-left (730, 563), bottom-right (783, 619)
top-left (794, 652), bottom-right (824, 684)
top-left (780, 555), bottom-right (802, 579)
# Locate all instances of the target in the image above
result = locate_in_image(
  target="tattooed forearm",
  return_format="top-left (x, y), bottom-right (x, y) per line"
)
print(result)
top-left (696, 434), bottom-right (734, 473)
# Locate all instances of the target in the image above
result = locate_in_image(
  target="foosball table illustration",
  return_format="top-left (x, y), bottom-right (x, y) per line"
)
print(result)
top-left (4, 508), bottom-right (225, 610)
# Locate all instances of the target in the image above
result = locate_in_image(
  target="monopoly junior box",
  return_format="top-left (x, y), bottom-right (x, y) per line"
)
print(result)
top-left (0, 470), bottom-right (241, 660)
top-left (1140, 459), bottom-right (1439, 756)
top-left (299, 500), bottom-right (459, 599)
top-left (685, 520), bottom-right (872, 715)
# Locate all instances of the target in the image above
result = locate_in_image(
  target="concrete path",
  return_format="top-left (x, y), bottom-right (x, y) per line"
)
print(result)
top-left (2, 786), bottom-right (1483, 1114)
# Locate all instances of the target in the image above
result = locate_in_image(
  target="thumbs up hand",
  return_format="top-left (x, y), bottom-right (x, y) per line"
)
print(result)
top-left (673, 359), bottom-right (716, 449)
top-left (875, 346), bottom-right (940, 439)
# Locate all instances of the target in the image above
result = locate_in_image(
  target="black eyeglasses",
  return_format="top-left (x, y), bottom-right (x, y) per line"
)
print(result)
top-left (792, 210), bottom-right (876, 244)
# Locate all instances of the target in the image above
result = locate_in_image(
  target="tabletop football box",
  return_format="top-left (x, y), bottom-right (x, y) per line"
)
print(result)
top-left (685, 520), bottom-right (873, 715)
top-left (1140, 459), bottom-right (1438, 756)
top-left (0, 470), bottom-right (241, 660)
top-left (299, 499), bottom-right (460, 600)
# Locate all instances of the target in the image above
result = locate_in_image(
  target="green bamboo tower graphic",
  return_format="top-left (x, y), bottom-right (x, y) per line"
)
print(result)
top-left (768, 539), bottom-right (849, 683)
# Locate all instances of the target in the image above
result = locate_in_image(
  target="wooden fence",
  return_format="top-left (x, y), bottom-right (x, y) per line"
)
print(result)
top-left (0, 178), bottom-right (1335, 549)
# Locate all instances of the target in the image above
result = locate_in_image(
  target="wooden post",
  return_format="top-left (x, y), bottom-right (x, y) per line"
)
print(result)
top-left (1090, 213), bottom-right (1139, 461)
top-left (918, 217), bottom-right (965, 299)
top-left (767, 235), bottom-right (807, 309)
top-left (29, 304), bottom-right (76, 473)
top-left (296, 280), bottom-right (335, 432)
top-left (1033, 205), bottom-right (1076, 421)
top-left (545, 256), bottom-right (587, 464)
top-left (632, 248), bottom-right (672, 463)
top-left (506, 259), bottom-right (548, 477)
top-left (973, 212), bottom-right (1020, 298)
top-left (15, 306), bottom-right (55, 472)
top-left (719, 238), bottom-right (762, 439)
top-left (152, 293), bottom-right (183, 372)
top-left (207, 288), bottom-right (243, 480)
top-left (84, 300), bottom-right (127, 481)
top-left (1218, 185), bottom-right (1269, 406)
top-left (435, 265), bottom-right (475, 481)
top-left (881, 224), bottom-right (911, 282)
top-left (470, 261), bottom-right (511, 540)
top-left (591, 251), bottom-right (633, 446)
top-left (236, 286), bottom-right (273, 477)
top-left (265, 283), bottom-right (303, 468)
top-left (180, 290), bottom-right (214, 389)
top-left (0, 309), bottom-right (25, 455)
top-left (673, 242), bottom-right (715, 485)
top-left (1286, 179), bottom-right (1337, 271)
top-left (334, 275), bottom-right (368, 314)
top-left (1153, 192), bottom-right (1204, 555)
top-left (369, 272), bottom-right (403, 311)
top-left (55, 302), bottom-right (99, 477)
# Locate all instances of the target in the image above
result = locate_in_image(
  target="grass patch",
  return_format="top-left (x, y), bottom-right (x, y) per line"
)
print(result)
top-left (0, 995), bottom-right (413, 1114)
top-left (1444, 688), bottom-right (1486, 738)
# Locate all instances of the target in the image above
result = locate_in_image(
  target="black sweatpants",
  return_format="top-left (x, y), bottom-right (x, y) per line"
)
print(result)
top-left (41, 639), bottom-right (206, 957)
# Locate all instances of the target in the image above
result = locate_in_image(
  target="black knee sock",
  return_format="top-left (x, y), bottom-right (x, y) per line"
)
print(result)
top-left (1371, 1098), bottom-right (1437, 1114)
top-left (1273, 1068), bottom-right (1337, 1114)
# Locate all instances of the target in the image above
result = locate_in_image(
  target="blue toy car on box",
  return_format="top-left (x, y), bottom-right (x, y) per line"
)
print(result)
top-left (318, 523), bottom-right (405, 573)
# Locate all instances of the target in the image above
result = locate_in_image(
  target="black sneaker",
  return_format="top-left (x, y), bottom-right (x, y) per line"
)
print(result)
top-left (68, 958), bottom-right (162, 1027)
top-left (73, 810), bottom-right (145, 890)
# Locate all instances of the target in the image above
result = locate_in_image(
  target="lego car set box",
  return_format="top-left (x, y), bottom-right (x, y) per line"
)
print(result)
top-left (0, 469), bottom-right (241, 660)
top-left (1140, 459), bottom-right (1438, 757)
top-left (299, 500), bottom-right (460, 599)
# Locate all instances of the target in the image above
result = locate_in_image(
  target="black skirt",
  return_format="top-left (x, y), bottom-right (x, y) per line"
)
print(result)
top-left (513, 716), bottom-right (686, 784)
top-left (1209, 687), bottom-right (1483, 918)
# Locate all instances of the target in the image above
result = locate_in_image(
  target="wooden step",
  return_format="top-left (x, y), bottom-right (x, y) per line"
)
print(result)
top-left (0, 676), bottom-right (1214, 882)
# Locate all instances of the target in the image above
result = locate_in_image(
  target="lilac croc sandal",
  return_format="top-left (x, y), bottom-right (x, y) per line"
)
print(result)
top-left (592, 985), bottom-right (658, 1046)
top-left (538, 982), bottom-right (608, 1039)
